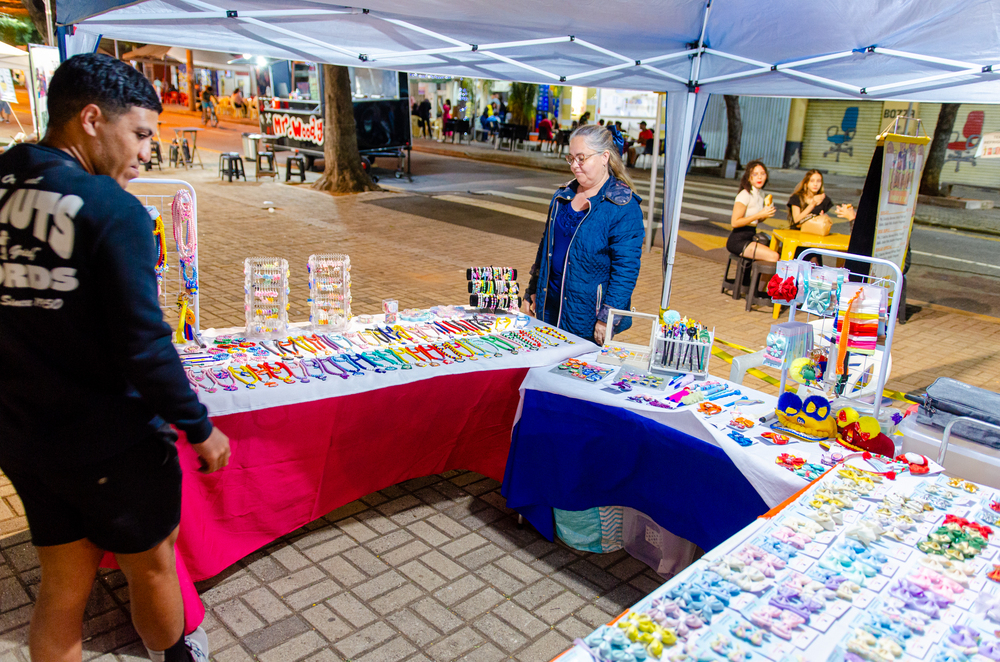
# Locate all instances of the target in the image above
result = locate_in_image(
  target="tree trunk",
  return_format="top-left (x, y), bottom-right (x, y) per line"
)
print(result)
top-left (312, 64), bottom-right (379, 195)
top-left (20, 0), bottom-right (48, 44)
top-left (723, 95), bottom-right (742, 167)
top-left (920, 103), bottom-right (960, 197)
top-left (186, 49), bottom-right (196, 112)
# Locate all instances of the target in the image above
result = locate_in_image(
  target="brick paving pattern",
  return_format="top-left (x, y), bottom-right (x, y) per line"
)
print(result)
top-left (0, 165), bottom-right (997, 659)
top-left (0, 472), bottom-right (662, 661)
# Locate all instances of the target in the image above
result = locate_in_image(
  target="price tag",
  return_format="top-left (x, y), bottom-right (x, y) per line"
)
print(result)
top-left (854, 501), bottom-right (871, 513)
top-left (955, 592), bottom-right (977, 610)
top-left (907, 635), bottom-right (932, 660)
top-left (827, 600), bottom-right (851, 618)
top-left (731, 593), bottom-right (756, 611)
top-left (843, 511), bottom-right (861, 523)
top-left (866, 576), bottom-right (889, 592)
top-left (788, 555), bottom-right (814, 573)
top-left (792, 628), bottom-right (818, 649)
top-left (853, 589), bottom-right (877, 609)
top-left (941, 608), bottom-right (962, 625)
top-left (815, 531), bottom-right (836, 545)
top-left (802, 543), bottom-right (826, 558)
top-left (978, 547), bottom-right (997, 562)
top-left (890, 546), bottom-right (913, 562)
top-left (927, 622), bottom-right (949, 641)
top-left (970, 577), bottom-right (987, 593)
top-left (880, 560), bottom-right (901, 577)
top-left (809, 612), bottom-right (836, 633)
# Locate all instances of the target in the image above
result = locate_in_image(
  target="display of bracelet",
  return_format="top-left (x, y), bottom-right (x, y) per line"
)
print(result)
top-left (307, 253), bottom-right (351, 331)
top-left (467, 266), bottom-right (521, 312)
top-left (244, 257), bottom-right (290, 337)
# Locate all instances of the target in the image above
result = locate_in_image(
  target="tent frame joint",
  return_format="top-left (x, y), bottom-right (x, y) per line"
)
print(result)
top-left (225, 9), bottom-right (237, 17)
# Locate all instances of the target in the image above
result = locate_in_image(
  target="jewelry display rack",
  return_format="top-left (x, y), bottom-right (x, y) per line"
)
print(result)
top-left (244, 257), bottom-right (290, 338)
top-left (308, 253), bottom-right (352, 331)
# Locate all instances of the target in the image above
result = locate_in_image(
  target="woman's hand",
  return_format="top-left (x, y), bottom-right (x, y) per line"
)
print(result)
top-left (594, 321), bottom-right (607, 345)
top-left (835, 204), bottom-right (856, 221)
top-left (812, 193), bottom-right (826, 206)
top-left (521, 294), bottom-right (536, 316)
top-left (756, 205), bottom-right (776, 222)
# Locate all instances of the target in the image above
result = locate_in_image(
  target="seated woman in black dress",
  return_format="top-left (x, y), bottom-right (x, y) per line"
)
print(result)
top-left (726, 160), bottom-right (780, 262)
top-left (787, 169), bottom-right (834, 229)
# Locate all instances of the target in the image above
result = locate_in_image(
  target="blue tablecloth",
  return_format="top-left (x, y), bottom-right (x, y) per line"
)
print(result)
top-left (501, 390), bottom-right (770, 552)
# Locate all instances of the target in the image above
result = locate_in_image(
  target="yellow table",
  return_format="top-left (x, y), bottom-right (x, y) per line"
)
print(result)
top-left (769, 228), bottom-right (851, 318)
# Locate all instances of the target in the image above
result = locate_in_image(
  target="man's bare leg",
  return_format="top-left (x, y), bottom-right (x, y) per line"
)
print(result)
top-left (116, 526), bottom-right (184, 652)
top-left (32, 539), bottom-right (104, 662)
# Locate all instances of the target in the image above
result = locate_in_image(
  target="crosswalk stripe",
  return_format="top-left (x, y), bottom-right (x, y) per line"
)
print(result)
top-left (682, 201), bottom-right (737, 216)
top-left (477, 190), bottom-right (552, 205)
top-left (433, 194), bottom-right (548, 222)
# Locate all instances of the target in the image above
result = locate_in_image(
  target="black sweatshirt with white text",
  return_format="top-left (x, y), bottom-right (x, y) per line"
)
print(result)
top-left (0, 143), bottom-right (211, 469)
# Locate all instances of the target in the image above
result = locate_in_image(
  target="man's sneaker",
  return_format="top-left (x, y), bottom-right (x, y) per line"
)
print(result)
top-left (184, 626), bottom-right (210, 662)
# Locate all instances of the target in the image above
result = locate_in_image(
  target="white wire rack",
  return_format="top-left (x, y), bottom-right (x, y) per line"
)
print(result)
top-left (128, 178), bottom-right (200, 334)
top-left (780, 248), bottom-right (903, 418)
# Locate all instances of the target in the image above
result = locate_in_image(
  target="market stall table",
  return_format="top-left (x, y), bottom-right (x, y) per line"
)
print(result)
top-left (769, 229), bottom-right (851, 318)
top-left (170, 316), bottom-right (592, 582)
top-left (554, 454), bottom-right (1000, 662)
top-left (502, 353), bottom-right (827, 555)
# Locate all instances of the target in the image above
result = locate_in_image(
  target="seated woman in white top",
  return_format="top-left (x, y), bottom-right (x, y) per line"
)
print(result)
top-left (727, 160), bottom-right (780, 262)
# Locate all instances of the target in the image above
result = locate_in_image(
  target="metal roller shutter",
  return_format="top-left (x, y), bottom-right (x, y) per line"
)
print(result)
top-left (800, 100), bottom-right (882, 177)
top-left (698, 95), bottom-right (790, 169)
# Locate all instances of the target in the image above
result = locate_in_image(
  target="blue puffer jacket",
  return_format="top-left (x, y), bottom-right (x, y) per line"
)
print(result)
top-left (526, 176), bottom-right (645, 342)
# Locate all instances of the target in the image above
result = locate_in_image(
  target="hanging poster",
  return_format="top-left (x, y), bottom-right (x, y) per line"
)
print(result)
top-left (871, 133), bottom-right (930, 279)
top-left (0, 69), bottom-right (16, 104)
top-left (974, 131), bottom-right (1000, 158)
top-left (27, 44), bottom-right (60, 138)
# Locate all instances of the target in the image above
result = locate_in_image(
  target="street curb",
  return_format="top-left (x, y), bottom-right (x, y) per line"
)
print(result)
top-left (912, 217), bottom-right (1000, 238)
top-left (411, 143), bottom-right (572, 174)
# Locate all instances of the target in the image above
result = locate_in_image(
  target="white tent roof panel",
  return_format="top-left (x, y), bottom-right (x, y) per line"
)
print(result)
top-left (68, 0), bottom-right (1000, 102)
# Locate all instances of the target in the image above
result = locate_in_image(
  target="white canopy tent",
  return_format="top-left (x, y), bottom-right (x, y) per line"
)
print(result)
top-left (62, 0), bottom-right (1000, 310)
top-left (0, 42), bottom-right (29, 73)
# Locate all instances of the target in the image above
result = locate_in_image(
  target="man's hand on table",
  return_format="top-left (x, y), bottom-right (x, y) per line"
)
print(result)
top-left (195, 427), bottom-right (231, 473)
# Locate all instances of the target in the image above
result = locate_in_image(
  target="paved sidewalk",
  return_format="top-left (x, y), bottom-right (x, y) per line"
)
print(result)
top-left (0, 471), bottom-right (661, 662)
top-left (0, 164), bottom-right (997, 661)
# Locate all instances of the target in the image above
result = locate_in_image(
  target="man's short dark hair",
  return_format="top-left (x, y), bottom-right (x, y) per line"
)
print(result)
top-left (46, 53), bottom-right (162, 132)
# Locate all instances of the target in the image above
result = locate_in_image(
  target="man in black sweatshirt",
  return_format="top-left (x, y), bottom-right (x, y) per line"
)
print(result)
top-left (0, 54), bottom-right (230, 662)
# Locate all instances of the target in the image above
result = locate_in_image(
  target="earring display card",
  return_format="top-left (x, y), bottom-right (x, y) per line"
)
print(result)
top-left (467, 266), bottom-right (520, 312)
top-left (245, 257), bottom-right (289, 338)
top-left (308, 254), bottom-right (351, 331)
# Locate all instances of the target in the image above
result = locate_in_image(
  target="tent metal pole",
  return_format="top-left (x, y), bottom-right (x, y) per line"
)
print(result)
top-left (564, 61), bottom-right (636, 81)
top-left (661, 0), bottom-right (711, 312)
top-left (478, 51), bottom-right (563, 81)
top-left (239, 16), bottom-right (359, 58)
top-left (641, 65), bottom-right (690, 85)
top-left (643, 50), bottom-right (701, 65)
top-left (572, 38), bottom-right (635, 63)
top-left (644, 92), bottom-right (665, 253)
top-left (90, 8), bottom-right (350, 21)
top-left (698, 67), bottom-right (770, 85)
top-left (864, 67), bottom-right (986, 95)
top-left (779, 69), bottom-right (861, 95)
top-left (660, 91), bottom-right (697, 311)
top-left (776, 51), bottom-right (855, 69)
top-left (371, 37), bottom-right (572, 61)
top-left (871, 48), bottom-right (977, 70)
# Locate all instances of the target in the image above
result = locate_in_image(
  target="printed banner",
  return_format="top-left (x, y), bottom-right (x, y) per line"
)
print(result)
top-left (0, 69), bottom-right (16, 104)
top-left (974, 131), bottom-right (1000, 158)
top-left (27, 44), bottom-right (60, 137)
top-left (871, 133), bottom-right (929, 280)
top-left (265, 111), bottom-right (324, 145)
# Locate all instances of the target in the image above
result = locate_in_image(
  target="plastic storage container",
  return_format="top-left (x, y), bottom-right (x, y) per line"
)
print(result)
top-left (622, 508), bottom-right (699, 579)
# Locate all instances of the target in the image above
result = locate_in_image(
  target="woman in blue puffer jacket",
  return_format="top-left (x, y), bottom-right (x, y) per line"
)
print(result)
top-left (523, 124), bottom-right (645, 344)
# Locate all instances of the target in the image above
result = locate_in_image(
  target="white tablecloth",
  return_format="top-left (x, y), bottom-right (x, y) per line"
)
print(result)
top-left (520, 352), bottom-right (827, 509)
top-left (191, 316), bottom-right (595, 417)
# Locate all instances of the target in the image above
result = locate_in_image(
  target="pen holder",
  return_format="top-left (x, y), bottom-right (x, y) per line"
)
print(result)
top-left (650, 328), bottom-right (714, 377)
top-left (307, 253), bottom-right (351, 331)
top-left (245, 257), bottom-right (289, 338)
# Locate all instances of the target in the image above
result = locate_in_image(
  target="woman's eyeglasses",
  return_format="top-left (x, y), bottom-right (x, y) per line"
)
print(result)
top-left (565, 152), bottom-right (600, 166)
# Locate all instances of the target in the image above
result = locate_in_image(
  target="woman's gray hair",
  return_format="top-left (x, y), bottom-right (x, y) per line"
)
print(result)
top-left (569, 124), bottom-right (636, 192)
